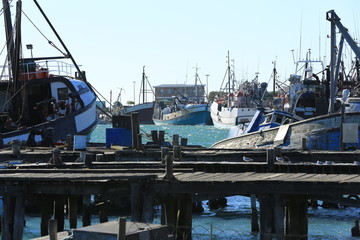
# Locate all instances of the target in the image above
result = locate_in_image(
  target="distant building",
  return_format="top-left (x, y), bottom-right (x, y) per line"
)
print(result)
top-left (153, 84), bottom-right (206, 102)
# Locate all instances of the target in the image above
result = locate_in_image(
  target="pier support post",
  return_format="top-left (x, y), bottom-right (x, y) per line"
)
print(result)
top-left (41, 195), bottom-right (54, 236)
top-left (142, 188), bottom-right (154, 223)
top-left (285, 195), bottom-right (308, 240)
top-left (173, 145), bottom-right (181, 161)
top-left (266, 148), bottom-right (275, 172)
top-left (54, 196), bottom-right (65, 231)
top-left (259, 194), bottom-right (286, 240)
top-left (48, 219), bottom-right (58, 240)
top-left (250, 194), bottom-right (259, 233)
top-left (161, 147), bottom-right (169, 162)
top-left (173, 134), bottom-right (179, 146)
top-left (2, 195), bottom-right (25, 240)
top-left (136, 133), bottom-right (142, 150)
top-left (131, 183), bottom-right (142, 222)
top-left (131, 112), bottom-right (139, 149)
top-left (13, 195), bottom-right (25, 240)
top-left (84, 153), bottom-right (93, 168)
top-left (117, 217), bottom-right (126, 240)
top-left (68, 196), bottom-right (78, 229)
top-left (164, 155), bottom-right (176, 180)
top-left (259, 194), bottom-right (273, 240)
top-left (273, 194), bottom-right (285, 240)
top-left (151, 130), bottom-right (158, 144)
top-left (163, 194), bottom-right (192, 240)
top-left (176, 194), bottom-right (192, 240)
top-left (158, 130), bottom-right (165, 146)
top-left (180, 138), bottom-right (188, 146)
top-left (82, 195), bottom-right (91, 227)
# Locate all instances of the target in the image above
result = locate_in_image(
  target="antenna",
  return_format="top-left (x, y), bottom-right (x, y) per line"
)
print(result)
top-left (299, 11), bottom-right (303, 60)
top-left (318, 13), bottom-right (321, 61)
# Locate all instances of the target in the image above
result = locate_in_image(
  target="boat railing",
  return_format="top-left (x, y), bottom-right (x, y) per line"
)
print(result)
top-left (0, 60), bottom-right (78, 81)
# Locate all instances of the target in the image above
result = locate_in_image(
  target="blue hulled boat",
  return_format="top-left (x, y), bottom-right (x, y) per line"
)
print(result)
top-left (153, 99), bottom-right (212, 125)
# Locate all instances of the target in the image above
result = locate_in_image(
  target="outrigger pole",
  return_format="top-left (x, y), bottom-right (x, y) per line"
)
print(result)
top-left (32, 0), bottom-right (86, 81)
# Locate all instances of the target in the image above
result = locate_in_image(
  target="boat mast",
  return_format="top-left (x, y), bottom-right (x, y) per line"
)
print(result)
top-left (194, 66), bottom-right (199, 100)
top-left (2, 0), bottom-right (14, 73)
top-left (272, 60), bottom-right (277, 97)
top-left (227, 51), bottom-right (231, 94)
top-left (142, 66), bottom-right (145, 104)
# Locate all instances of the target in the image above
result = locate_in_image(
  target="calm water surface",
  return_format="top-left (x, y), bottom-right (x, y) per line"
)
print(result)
top-left (22, 124), bottom-right (360, 239)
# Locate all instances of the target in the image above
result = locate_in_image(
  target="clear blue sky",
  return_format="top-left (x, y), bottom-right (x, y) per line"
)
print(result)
top-left (2, 0), bottom-right (360, 104)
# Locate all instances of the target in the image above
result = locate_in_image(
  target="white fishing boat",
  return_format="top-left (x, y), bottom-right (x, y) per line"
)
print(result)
top-left (210, 52), bottom-right (266, 128)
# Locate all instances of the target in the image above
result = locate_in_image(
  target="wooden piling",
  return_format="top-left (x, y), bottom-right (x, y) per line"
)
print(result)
top-left (163, 196), bottom-right (176, 227)
top-left (99, 210), bottom-right (109, 223)
top-left (48, 219), bottom-right (58, 240)
top-left (180, 138), bottom-right (188, 146)
top-left (131, 112), bottom-right (140, 148)
top-left (259, 194), bottom-right (273, 240)
top-left (176, 194), bottom-right (192, 240)
top-left (142, 189), bottom-right (154, 223)
top-left (82, 195), bottom-right (91, 227)
top-left (68, 196), bottom-right (77, 229)
top-left (2, 196), bottom-right (15, 240)
top-left (273, 194), bottom-right (285, 240)
top-left (41, 195), bottom-right (54, 236)
top-left (173, 134), bottom-right (179, 146)
top-left (13, 195), bottom-right (25, 240)
top-left (131, 183), bottom-right (142, 222)
top-left (161, 147), bottom-right (169, 162)
top-left (266, 148), bottom-right (275, 172)
top-left (136, 133), bottom-right (142, 150)
top-left (151, 130), bottom-right (158, 144)
top-left (54, 196), bottom-right (65, 231)
top-left (84, 153), bottom-right (93, 168)
top-left (164, 155), bottom-right (175, 180)
top-left (286, 195), bottom-right (308, 240)
top-left (173, 145), bottom-right (181, 160)
top-left (250, 194), bottom-right (259, 233)
top-left (117, 217), bottom-right (126, 240)
top-left (159, 130), bottom-right (165, 145)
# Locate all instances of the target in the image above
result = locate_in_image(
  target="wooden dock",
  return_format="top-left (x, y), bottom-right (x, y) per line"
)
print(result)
top-left (1, 146), bottom-right (360, 239)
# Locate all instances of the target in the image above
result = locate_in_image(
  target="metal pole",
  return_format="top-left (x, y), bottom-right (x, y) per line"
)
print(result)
top-left (206, 74), bottom-right (209, 101)
top-left (328, 11), bottom-right (337, 113)
top-left (133, 81), bottom-right (136, 105)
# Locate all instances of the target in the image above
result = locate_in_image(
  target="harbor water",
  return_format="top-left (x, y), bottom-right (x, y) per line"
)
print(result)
top-left (22, 124), bottom-right (360, 239)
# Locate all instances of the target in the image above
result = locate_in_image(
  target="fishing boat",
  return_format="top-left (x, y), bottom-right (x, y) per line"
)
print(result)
top-left (210, 52), bottom-right (266, 128)
top-left (152, 68), bottom-right (212, 125)
top-left (113, 66), bottom-right (155, 124)
top-left (213, 10), bottom-right (360, 151)
top-left (0, 0), bottom-right (97, 145)
top-left (153, 97), bottom-right (211, 125)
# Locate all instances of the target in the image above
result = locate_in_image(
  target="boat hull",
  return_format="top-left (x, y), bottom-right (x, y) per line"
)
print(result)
top-left (153, 104), bottom-right (212, 125)
top-left (1, 99), bottom-right (97, 145)
top-left (210, 101), bottom-right (256, 129)
top-left (212, 112), bottom-right (360, 151)
top-left (123, 102), bottom-right (154, 124)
